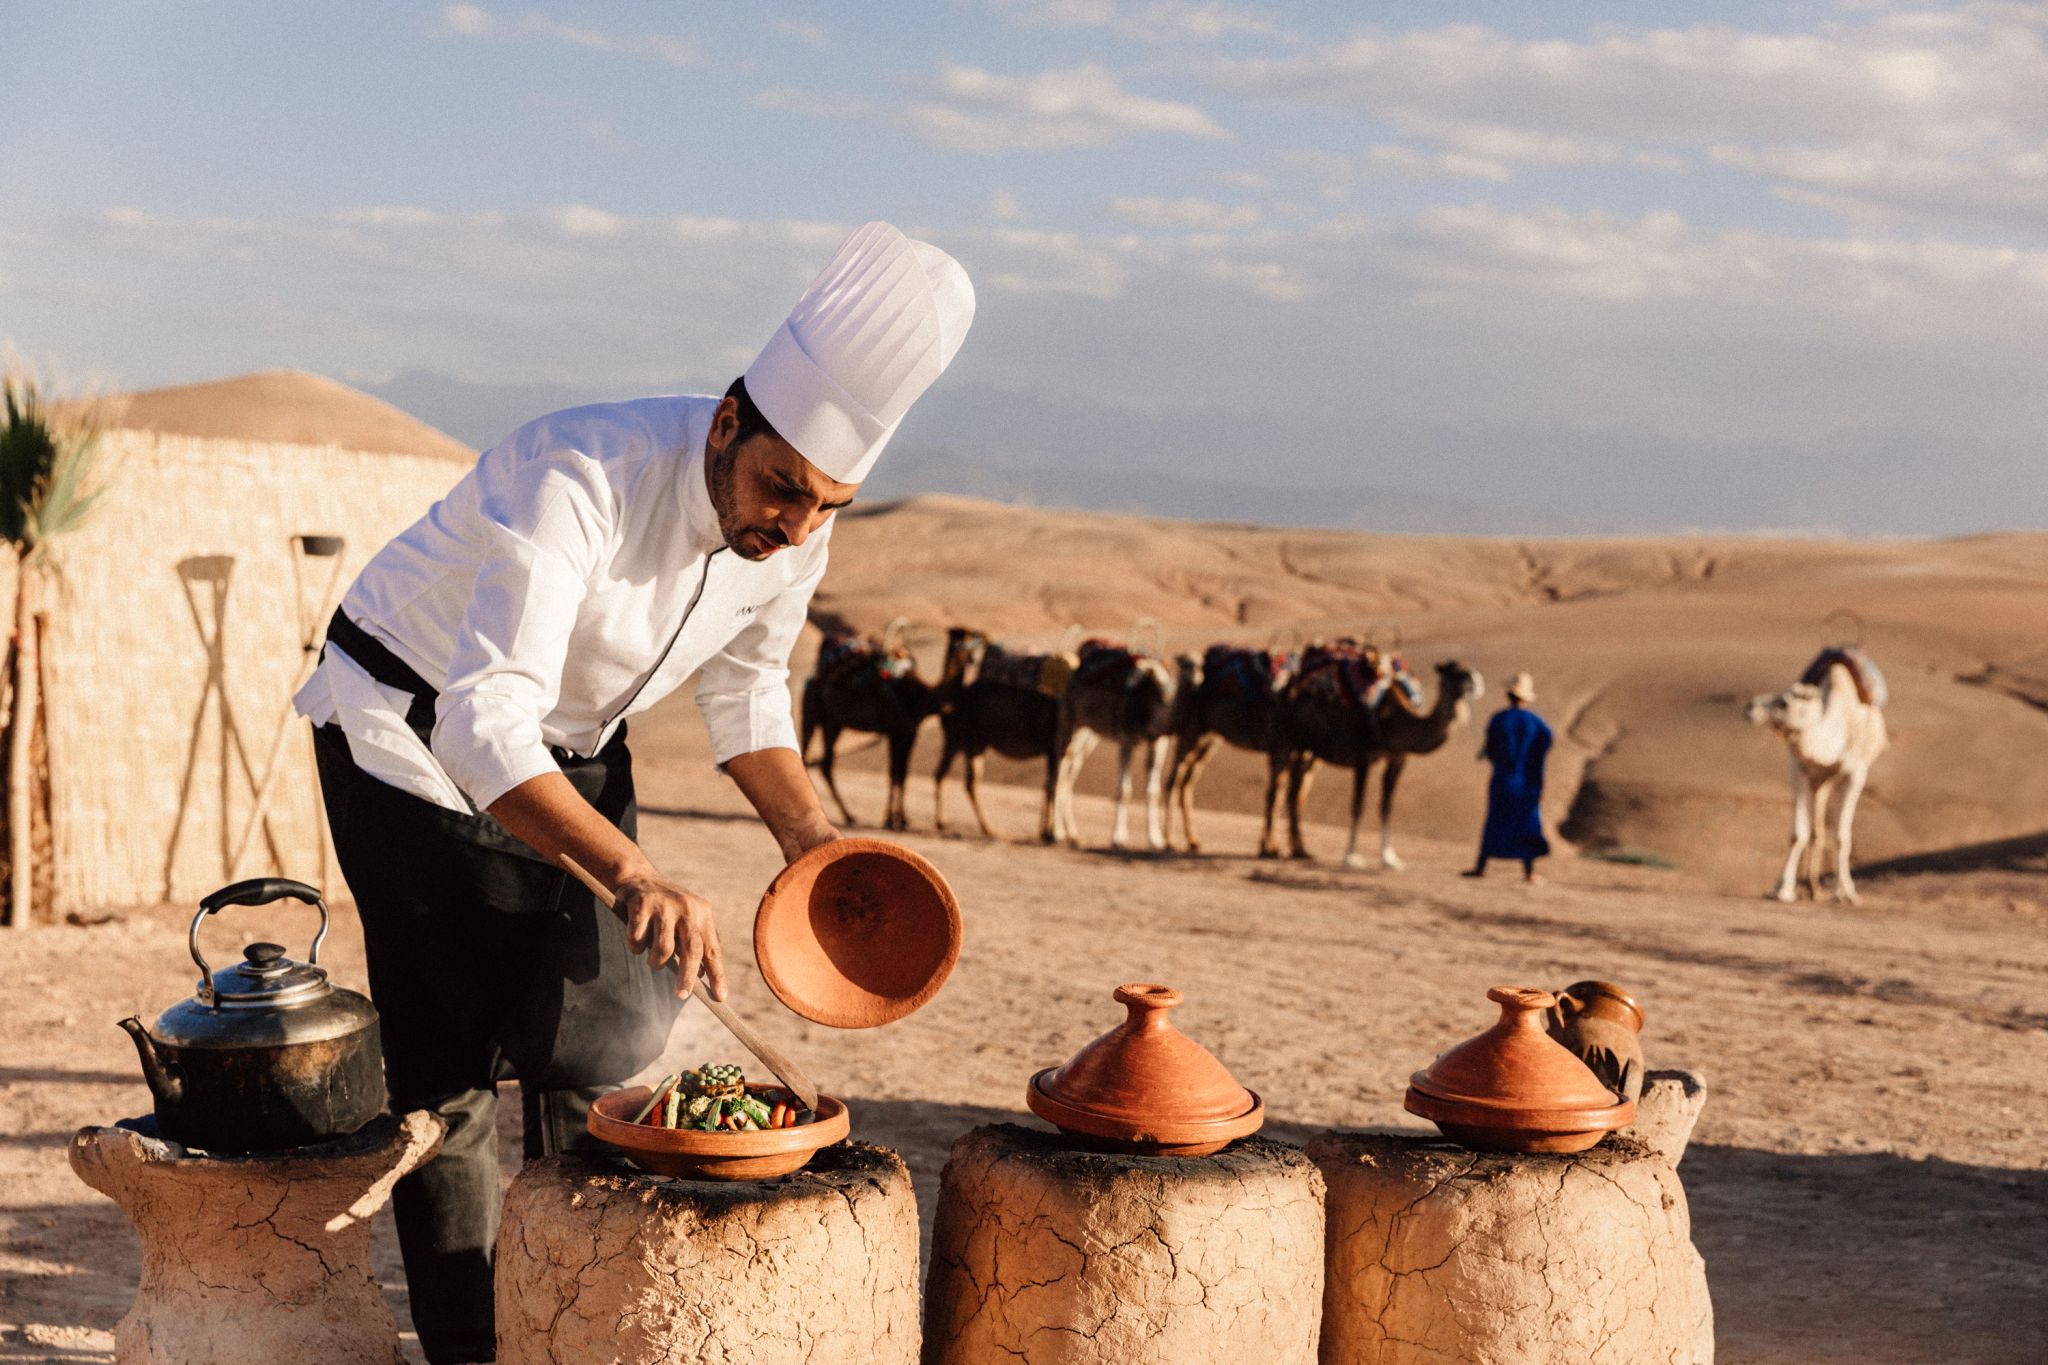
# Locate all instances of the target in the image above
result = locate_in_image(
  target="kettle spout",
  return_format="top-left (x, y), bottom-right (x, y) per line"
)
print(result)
top-left (119, 1017), bottom-right (183, 1107)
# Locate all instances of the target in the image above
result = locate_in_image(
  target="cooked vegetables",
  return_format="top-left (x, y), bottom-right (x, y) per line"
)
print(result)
top-left (632, 1064), bottom-right (812, 1131)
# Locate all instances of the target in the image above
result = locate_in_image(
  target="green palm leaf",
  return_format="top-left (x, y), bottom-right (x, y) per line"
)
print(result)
top-left (0, 371), bottom-right (106, 561)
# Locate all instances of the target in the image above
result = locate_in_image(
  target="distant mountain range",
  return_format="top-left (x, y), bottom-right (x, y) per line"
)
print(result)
top-left (365, 368), bottom-right (1588, 535)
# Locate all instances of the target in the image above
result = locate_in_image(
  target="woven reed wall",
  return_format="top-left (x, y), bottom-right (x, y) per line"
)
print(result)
top-left (39, 430), bottom-right (464, 911)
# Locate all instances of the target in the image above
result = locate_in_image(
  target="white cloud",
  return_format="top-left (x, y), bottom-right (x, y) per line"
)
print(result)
top-left (1110, 195), bottom-right (1262, 230)
top-left (1205, 7), bottom-right (2048, 229)
top-left (901, 63), bottom-right (1228, 152)
top-left (990, 189), bottom-right (1027, 222)
top-left (773, 19), bottom-right (831, 50)
top-left (438, 5), bottom-right (698, 67)
top-left (986, 0), bottom-right (1286, 44)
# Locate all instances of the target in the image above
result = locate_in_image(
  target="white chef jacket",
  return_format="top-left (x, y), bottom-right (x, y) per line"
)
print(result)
top-left (293, 395), bottom-right (830, 814)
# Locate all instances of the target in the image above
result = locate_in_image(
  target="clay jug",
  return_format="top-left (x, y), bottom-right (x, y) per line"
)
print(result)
top-left (1549, 980), bottom-right (1647, 1102)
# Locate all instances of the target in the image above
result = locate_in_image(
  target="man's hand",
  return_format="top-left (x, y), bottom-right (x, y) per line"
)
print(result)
top-left (614, 873), bottom-right (727, 1001)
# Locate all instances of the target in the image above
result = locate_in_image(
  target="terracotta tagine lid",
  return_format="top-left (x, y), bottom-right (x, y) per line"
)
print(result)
top-left (754, 837), bottom-right (962, 1029)
top-left (1404, 985), bottom-right (1635, 1154)
top-left (1027, 983), bottom-right (1264, 1158)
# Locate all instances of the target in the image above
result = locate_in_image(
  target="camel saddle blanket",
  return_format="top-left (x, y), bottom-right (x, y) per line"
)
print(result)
top-left (1801, 646), bottom-right (1888, 708)
top-left (1074, 640), bottom-right (1144, 690)
top-left (1294, 643), bottom-right (1382, 712)
top-left (980, 645), bottom-right (1074, 698)
top-left (1203, 644), bottom-right (1290, 698)
top-left (1365, 662), bottom-right (1427, 712)
top-left (817, 633), bottom-right (913, 689)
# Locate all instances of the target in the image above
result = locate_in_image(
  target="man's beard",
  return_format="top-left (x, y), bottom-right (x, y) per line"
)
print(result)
top-left (707, 443), bottom-right (786, 561)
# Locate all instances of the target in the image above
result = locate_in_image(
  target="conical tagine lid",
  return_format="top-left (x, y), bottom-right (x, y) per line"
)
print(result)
top-left (1410, 985), bottom-right (1624, 1114)
top-left (1028, 984), bottom-right (1262, 1154)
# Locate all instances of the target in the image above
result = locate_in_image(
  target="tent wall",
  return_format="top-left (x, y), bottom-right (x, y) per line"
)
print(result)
top-left (42, 430), bottom-right (464, 911)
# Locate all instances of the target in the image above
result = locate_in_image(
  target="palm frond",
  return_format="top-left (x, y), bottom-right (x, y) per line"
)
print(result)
top-left (0, 368), bottom-right (108, 560)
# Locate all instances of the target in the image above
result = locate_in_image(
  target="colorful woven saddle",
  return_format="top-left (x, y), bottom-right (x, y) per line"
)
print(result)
top-left (979, 644), bottom-right (1075, 698)
top-left (1800, 645), bottom-right (1888, 708)
top-left (1202, 644), bottom-right (1291, 699)
top-left (816, 632), bottom-right (914, 690)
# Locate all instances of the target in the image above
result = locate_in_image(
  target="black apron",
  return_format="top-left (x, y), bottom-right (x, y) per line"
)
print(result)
top-left (314, 611), bottom-right (683, 1100)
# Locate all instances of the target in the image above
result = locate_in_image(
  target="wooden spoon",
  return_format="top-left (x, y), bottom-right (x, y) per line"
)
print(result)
top-left (558, 855), bottom-right (821, 1112)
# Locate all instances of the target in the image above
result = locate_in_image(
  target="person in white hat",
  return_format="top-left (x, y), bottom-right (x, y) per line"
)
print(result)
top-left (293, 222), bottom-right (973, 1363)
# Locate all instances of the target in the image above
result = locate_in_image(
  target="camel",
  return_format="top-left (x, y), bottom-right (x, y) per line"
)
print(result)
top-left (931, 627), bottom-right (1072, 843)
top-left (799, 623), bottom-right (935, 832)
top-left (1745, 654), bottom-right (1889, 904)
top-left (1165, 644), bottom-right (1294, 853)
top-left (1263, 655), bottom-right (1483, 869)
top-left (1051, 638), bottom-right (1182, 850)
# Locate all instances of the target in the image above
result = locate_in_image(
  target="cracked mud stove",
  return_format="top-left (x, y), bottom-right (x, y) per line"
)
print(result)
top-left (81, 878), bottom-right (442, 1365)
top-left (496, 838), bottom-right (960, 1365)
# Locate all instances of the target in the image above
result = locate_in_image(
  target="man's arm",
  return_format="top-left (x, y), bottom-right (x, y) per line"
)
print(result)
top-left (489, 773), bottom-right (726, 1000)
top-left (723, 747), bottom-right (839, 862)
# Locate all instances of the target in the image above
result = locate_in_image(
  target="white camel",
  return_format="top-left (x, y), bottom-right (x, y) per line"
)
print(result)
top-left (1745, 658), bottom-right (1888, 904)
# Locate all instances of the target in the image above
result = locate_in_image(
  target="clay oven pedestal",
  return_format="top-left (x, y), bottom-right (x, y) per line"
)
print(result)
top-left (1307, 1128), bottom-right (1714, 1364)
top-left (923, 1124), bottom-right (1326, 1363)
top-left (494, 1142), bottom-right (919, 1365)
top-left (68, 1112), bottom-right (442, 1365)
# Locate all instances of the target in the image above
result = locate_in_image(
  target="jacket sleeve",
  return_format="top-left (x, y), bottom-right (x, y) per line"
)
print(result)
top-left (432, 439), bottom-right (613, 810)
top-left (695, 539), bottom-right (830, 765)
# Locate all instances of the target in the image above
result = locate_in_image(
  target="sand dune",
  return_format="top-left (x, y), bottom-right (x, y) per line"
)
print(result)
top-left (635, 495), bottom-right (2048, 895)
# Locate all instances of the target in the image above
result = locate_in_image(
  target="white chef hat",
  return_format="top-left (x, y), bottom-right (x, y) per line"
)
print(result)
top-left (743, 221), bottom-right (975, 484)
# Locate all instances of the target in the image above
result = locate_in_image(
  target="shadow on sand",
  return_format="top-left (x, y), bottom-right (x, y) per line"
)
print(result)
top-left (1682, 1144), bottom-right (2044, 1365)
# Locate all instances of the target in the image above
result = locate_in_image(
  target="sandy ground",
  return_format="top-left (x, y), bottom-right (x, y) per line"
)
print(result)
top-left (3, 762), bottom-right (2044, 1363)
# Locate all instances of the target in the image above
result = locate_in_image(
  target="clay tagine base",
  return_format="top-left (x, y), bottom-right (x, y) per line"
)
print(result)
top-left (587, 1088), bottom-right (851, 1180)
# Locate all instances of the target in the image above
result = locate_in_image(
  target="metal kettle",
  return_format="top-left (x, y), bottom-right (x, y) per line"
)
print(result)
top-left (120, 878), bottom-right (385, 1152)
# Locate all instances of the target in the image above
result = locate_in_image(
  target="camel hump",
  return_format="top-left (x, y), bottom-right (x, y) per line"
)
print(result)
top-left (1800, 646), bottom-right (1888, 709)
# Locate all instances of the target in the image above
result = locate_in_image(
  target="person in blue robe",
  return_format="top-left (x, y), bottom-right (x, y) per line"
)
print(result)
top-left (1465, 673), bottom-right (1552, 882)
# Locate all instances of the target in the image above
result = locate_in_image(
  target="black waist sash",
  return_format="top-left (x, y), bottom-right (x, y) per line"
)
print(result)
top-left (322, 610), bottom-right (632, 863)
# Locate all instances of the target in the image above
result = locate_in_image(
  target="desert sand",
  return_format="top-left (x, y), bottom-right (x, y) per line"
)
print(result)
top-left (3, 491), bottom-right (2045, 1362)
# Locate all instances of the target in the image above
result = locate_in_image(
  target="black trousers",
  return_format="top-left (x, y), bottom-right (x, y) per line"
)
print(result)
top-left (315, 721), bottom-right (681, 1363)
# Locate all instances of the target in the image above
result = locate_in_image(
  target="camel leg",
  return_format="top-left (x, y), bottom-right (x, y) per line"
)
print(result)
top-left (1831, 767), bottom-right (1869, 905)
top-left (1378, 755), bottom-right (1408, 870)
top-left (1771, 764), bottom-right (1812, 903)
top-left (1110, 738), bottom-right (1137, 851)
top-left (1287, 756), bottom-right (1318, 861)
top-left (1040, 733), bottom-right (1067, 845)
top-left (884, 729), bottom-right (912, 832)
top-left (816, 724), bottom-right (858, 828)
top-left (1143, 734), bottom-right (1169, 852)
top-left (1258, 747), bottom-right (1287, 859)
top-left (932, 735), bottom-right (957, 833)
top-left (1803, 774), bottom-right (1838, 899)
top-left (1058, 730), bottom-right (1098, 847)
top-left (1176, 737), bottom-right (1215, 854)
top-left (1342, 761), bottom-right (1370, 869)
top-left (966, 752), bottom-right (998, 840)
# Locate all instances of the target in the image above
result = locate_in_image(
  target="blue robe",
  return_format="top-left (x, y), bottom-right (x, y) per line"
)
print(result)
top-left (1481, 706), bottom-right (1552, 861)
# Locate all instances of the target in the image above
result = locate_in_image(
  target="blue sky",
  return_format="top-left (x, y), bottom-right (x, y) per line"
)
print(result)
top-left (5, 1), bottom-right (2046, 533)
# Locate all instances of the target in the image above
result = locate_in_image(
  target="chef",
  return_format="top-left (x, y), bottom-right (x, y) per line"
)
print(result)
top-left (295, 222), bottom-right (974, 1364)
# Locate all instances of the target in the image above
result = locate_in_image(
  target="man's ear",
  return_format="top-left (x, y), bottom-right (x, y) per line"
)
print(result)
top-left (708, 395), bottom-right (741, 453)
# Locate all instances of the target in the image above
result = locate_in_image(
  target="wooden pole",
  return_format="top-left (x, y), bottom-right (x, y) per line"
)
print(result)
top-left (9, 564), bottom-right (37, 929)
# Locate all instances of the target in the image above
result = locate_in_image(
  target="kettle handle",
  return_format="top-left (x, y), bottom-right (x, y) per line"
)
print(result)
top-left (191, 878), bottom-right (329, 996)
